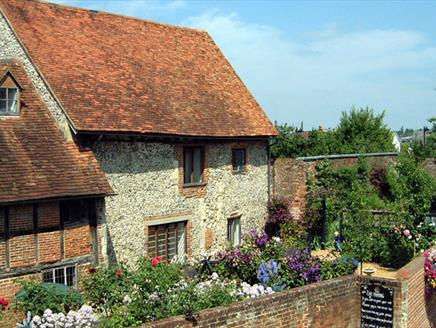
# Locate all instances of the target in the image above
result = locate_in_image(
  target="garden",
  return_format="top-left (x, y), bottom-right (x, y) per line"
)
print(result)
top-left (0, 229), bottom-right (359, 327)
top-left (1, 152), bottom-right (435, 327)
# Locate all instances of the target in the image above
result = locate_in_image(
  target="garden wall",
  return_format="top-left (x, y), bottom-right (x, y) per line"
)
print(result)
top-left (397, 254), bottom-right (436, 328)
top-left (273, 153), bottom-right (398, 219)
top-left (143, 275), bottom-right (361, 328)
top-left (144, 253), bottom-right (435, 328)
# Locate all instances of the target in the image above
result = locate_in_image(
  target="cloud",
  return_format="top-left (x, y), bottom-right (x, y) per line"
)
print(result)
top-left (184, 12), bottom-right (436, 129)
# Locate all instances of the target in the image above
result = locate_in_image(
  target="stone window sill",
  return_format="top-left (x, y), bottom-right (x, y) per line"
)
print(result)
top-left (183, 182), bottom-right (207, 188)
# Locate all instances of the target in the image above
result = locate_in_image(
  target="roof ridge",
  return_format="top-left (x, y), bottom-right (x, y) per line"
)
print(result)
top-left (30, 0), bottom-right (207, 34)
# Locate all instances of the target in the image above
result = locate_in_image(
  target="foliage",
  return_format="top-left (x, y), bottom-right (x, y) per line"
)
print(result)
top-left (334, 107), bottom-right (395, 154)
top-left (271, 107), bottom-right (395, 158)
top-left (30, 305), bottom-right (98, 328)
top-left (410, 117), bottom-right (436, 160)
top-left (424, 250), bottom-right (436, 294)
top-left (305, 151), bottom-right (436, 268)
top-left (81, 261), bottom-right (133, 318)
top-left (15, 281), bottom-right (83, 316)
top-left (206, 231), bottom-right (356, 293)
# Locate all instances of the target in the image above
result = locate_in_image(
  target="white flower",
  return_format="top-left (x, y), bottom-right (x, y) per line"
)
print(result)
top-left (272, 237), bottom-right (281, 243)
top-left (211, 272), bottom-right (219, 280)
top-left (123, 295), bottom-right (132, 304)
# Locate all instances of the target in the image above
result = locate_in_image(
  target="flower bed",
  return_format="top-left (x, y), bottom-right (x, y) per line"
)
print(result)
top-left (5, 230), bottom-right (358, 327)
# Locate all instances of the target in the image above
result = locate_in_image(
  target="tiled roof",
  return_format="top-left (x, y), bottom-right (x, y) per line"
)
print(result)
top-left (0, 0), bottom-right (277, 137)
top-left (0, 61), bottom-right (112, 204)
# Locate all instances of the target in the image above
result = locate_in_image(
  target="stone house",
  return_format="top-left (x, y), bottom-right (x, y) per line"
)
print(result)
top-left (0, 0), bottom-right (276, 297)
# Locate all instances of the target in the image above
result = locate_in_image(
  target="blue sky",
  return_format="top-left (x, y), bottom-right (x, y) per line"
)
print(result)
top-left (53, 0), bottom-right (436, 130)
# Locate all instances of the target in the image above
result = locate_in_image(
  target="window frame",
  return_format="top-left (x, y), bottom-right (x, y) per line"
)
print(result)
top-left (183, 146), bottom-right (205, 186)
top-left (147, 221), bottom-right (187, 263)
top-left (42, 264), bottom-right (77, 289)
top-left (232, 148), bottom-right (247, 173)
top-left (60, 199), bottom-right (89, 224)
top-left (0, 87), bottom-right (20, 116)
top-left (227, 216), bottom-right (241, 247)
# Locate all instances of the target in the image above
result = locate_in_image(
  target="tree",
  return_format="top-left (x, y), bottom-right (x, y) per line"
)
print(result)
top-left (334, 107), bottom-right (395, 154)
top-left (271, 107), bottom-right (396, 158)
top-left (410, 117), bottom-right (436, 160)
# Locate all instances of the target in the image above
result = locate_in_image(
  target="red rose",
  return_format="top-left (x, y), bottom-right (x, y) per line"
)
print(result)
top-left (152, 256), bottom-right (164, 266)
top-left (114, 269), bottom-right (122, 278)
top-left (0, 298), bottom-right (9, 310)
top-left (88, 267), bottom-right (96, 274)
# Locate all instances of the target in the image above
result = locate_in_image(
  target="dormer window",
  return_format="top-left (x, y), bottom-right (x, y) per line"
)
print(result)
top-left (0, 87), bottom-right (19, 115)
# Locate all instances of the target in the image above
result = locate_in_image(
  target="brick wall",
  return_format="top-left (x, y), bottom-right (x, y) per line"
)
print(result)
top-left (273, 154), bottom-right (398, 218)
top-left (143, 275), bottom-right (361, 328)
top-left (141, 252), bottom-right (434, 328)
top-left (397, 254), bottom-right (436, 328)
top-left (0, 200), bottom-right (99, 299)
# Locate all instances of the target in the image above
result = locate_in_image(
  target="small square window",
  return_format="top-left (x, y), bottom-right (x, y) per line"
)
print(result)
top-left (60, 199), bottom-right (89, 223)
top-left (148, 221), bottom-right (187, 263)
top-left (184, 147), bottom-right (204, 185)
top-left (42, 265), bottom-right (77, 288)
top-left (228, 216), bottom-right (241, 247)
top-left (232, 149), bottom-right (246, 173)
top-left (0, 87), bottom-right (19, 115)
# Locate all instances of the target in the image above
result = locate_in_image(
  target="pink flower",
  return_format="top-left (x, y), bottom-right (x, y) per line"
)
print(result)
top-left (402, 229), bottom-right (411, 237)
top-left (152, 256), bottom-right (164, 266)
top-left (0, 298), bottom-right (9, 310)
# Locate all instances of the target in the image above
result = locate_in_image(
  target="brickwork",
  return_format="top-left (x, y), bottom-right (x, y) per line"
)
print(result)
top-left (144, 275), bottom-right (361, 328)
top-left (64, 223), bottom-right (91, 259)
top-left (140, 252), bottom-right (434, 328)
top-left (0, 200), bottom-right (99, 298)
top-left (175, 144), bottom-right (209, 198)
top-left (273, 154), bottom-right (398, 218)
top-left (397, 254), bottom-right (436, 328)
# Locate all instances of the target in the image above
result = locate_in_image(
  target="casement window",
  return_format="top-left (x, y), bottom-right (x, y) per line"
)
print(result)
top-left (0, 87), bottom-right (19, 115)
top-left (148, 221), bottom-right (187, 263)
top-left (232, 148), bottom-right (246, 173)
top-left (42, 265), bottom-right (77, 288)
top-left (227, 216), bottom-right (241, 247)
top-left (60, 199), bottom-right (89, 223)
top-left (183, 147), bottom-right (204, 185)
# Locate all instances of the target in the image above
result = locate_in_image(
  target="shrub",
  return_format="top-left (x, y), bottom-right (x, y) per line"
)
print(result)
top-left (81, 261), bottom-right (133, 318)
top-left (424, 250), bottom-right (436, 294)
top-left (30, 305), bottom-right (98, 328)
top-left (282, 249), bottom-right (323, 288)
top-left (15, 281), bottom-right (83, 316)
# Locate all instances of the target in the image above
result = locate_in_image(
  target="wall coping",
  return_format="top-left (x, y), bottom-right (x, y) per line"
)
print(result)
top-left (142, 274), bottom-right (358, 327)
top-left (296, 152), bottom-right (398, 161)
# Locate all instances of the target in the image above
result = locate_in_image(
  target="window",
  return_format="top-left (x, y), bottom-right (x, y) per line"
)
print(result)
top-left (232, 149), bottom-right (246, 172)
top-left (184, 147), bottom-right (204, 185)
top-left (148, 221), bottom-right (186, 263)
top-left (227, 216), bottom-right (241, 247)
top-left (0, 87), bottom-right (19, 115)
top-left (60, 199), bottom-right (89, 223)
top-left (42, 265), bottom-right (77, 288)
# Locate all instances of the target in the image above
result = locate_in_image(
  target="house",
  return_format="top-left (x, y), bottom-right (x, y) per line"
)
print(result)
top-left (0, 0), bottom-right (276, 297)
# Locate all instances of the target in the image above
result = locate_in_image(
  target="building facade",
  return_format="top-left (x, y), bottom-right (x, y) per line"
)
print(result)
top-left (0, 0), bottom-right (276, 297)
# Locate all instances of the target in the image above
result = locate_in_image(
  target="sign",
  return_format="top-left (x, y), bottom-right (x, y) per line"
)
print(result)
top-left (361, 281), bottom-right (394, 328)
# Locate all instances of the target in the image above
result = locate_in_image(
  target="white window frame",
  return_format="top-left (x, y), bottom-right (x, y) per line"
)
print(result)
top-left (0, 87), bottom-right (19, 116)
top-left (42, 264), bottom-right (77, 289)
top-left (228, 216), bottom-right (241, 247)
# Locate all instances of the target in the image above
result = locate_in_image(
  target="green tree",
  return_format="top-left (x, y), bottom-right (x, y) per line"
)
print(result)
top-left (272, 107), bottom-right (396, 158)
top-left (411, 117), bottom-right (436, 160)
top-left (334, 107), bottom-right (395, 154)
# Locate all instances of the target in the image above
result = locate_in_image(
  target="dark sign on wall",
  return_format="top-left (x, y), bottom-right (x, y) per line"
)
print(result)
top-left (361, 281), bottom-right (394, 328)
